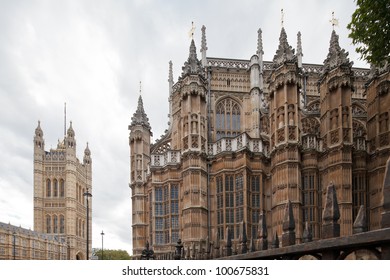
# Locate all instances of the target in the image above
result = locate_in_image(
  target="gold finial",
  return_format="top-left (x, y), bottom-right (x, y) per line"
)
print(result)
top-left (281, 9), bottom-right (284, 28)
top-left (329, 11), bottom-right (339, 30)
top-left (188, 21), bottom-right (195, 39)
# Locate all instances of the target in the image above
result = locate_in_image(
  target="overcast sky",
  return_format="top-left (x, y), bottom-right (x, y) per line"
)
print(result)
top-left (0, 0), bottom-right (367, 255)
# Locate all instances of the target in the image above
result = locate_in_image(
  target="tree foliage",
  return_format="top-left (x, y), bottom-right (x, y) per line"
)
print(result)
top-left (347, 0), bottom-right (390, 66)
top-left (94, 249), bottom-right (131, 260)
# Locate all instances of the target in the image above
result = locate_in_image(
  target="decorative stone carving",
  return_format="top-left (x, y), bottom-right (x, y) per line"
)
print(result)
top-left (323, 30), bottom-right (353, 74)
top-left (272, 28), bottom-right (296, 68)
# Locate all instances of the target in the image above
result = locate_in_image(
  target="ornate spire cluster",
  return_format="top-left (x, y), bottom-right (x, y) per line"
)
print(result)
top-left (200, 25), bottom-right (208, 67)
top-left (272, 27), bottom-right (296, 68)
top-left (168, 60), bottom-right (173, 93)
top-left (323, 30), bottom-right (353, 72)
top-left (257, 28), bottom-right (264, 58)
top-left (297, 31), bottom-right (303, 68)
top-left (181, 39), bottom-right (203, 76)
top-left (200, 25), bottom-right (208, 53)
top-left (67, 121), bottom-right (75, 138)
top-left (130, 95), bottom-right (151, 131)
top-left (35, 120), bottom-right (43, 137)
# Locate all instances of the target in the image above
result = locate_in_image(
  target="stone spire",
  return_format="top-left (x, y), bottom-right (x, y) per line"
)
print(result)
top-left (323, 30), bottom-right (353, 73)
top-left (322, 182), bottom-right (340, 238)
top-left (272, 27), bottom-right (296, 68)
top-left (353, 205), bottom-right (367, 234)
top-left (200, 25), bottom-right (208, 67)
top-left (257, 210), bottom-right (268, 250)
top-left (257, 28), bottom-right (264, 71)
top-left (181, 39), bottom-right (203, 76)
top-left (168, 61), bottom-right (174, 128)
top-left (67, 121), bottom-right (75, 138)
top-left (282, 200), bottom-right (296, 246)
top-left (297, 31), bottom-right (303, 68)
top-left (168, 60), bottom-right (173, 96)
top-left (35, 120), bottom-right (43, 138)
top-left (83, 142), bottom-right (91, 164)
top-left (129, 95), bottom-right (152, 132)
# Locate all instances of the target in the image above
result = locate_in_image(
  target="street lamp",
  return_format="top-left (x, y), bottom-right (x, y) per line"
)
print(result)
top-left (141, 241), bottom-right (154, 260)
top-left (12, 231), bottom-right (16, 260)
top-left (101, 230), bottom-right (104, 260)
top-left (174, 239), bottom-right (183, 260)
top-left (83, 190), bottom-right (92, 260)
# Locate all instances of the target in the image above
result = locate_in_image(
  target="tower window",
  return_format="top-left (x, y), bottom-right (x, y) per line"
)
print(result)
top-left (46, 215), bottom-right (51, 233)
top-left (53, 179), bottom-right (58, 197)
top-left (60, 215), bottom-right (65, 234)
top-left (53, 215), bottom-right (58, 234)
top-left (60, 180), bottom-right (65, 197)
top-left (46, 179), bottom-right (51, 197)
top-left (216, 98), bottom-right (241, 140)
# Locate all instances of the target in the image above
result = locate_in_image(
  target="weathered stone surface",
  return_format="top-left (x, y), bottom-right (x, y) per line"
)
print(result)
top-left (282, 200), bottom-right (296, 246)
top-left (302, 221), bottom-right (313, 243)
top-left (382, 157), bottom-right (390, 229)
top-left (353, 205), bottom-right (367, 234)
top-left (271, 232), bottom-right (279, 249)
top-left (322, 182), bottom-right (340, 239)
top-left (257, 210), bottom-right (268, 250)
top-left (226, 226), bottom-right (232, 256)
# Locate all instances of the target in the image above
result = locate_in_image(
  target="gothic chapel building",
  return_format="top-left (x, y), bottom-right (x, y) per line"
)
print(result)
top-left (33, 121), bottom-right (92, 260)
top-left (129, 25), bottom-right (390, 257)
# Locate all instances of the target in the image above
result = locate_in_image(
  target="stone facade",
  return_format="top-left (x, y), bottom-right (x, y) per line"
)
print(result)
top-left (33, 121), bottom-right (92, 260)
top-left (129, 26), bottom-right (390, 257)
top-left (0, 222), bottom-right (67, 260)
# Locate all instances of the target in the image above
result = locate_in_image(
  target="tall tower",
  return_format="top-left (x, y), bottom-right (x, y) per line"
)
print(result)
top-left (33, 121), bottom-right (92, 260)
top-left (366, 64), bottom-right (390, 229)
top-left (249, 29), bottom-right (264, 138)
top-left (268, 27), bottom-right (303, 242)
top-left (129, 94), bottom-right (152, 255)
top-left (178, 39), bottom-right (209, 244)
top-left (319, 30), bottom-right (354, 236)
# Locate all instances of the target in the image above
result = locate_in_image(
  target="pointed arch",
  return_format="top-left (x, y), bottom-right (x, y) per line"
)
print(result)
top-left (53, 179), bottom-right (58, 197)
top-left (53, 215), bottom-right (58, 234)
top-left (46, 179), bottom-right (51, 197)
top-left (60, 179), bottom-right (65, 197)
top-left (215, 97), bottom-right (241, 140)
top-left (46, 214), bottom-right (51, 233)
top-left (60, 215), bottom-right (65, 234)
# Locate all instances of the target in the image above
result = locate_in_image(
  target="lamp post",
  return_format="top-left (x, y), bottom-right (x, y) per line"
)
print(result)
top-left (83, 190), bottom-right (92, 260)
top-left (12, 231), bottom-right (16, 260)
top-left (141, 241), bottom-right (154, 260)
top-left (174, 239), bottom-right (183, 260)
top-left (101, 230), bottom-right (104, 260)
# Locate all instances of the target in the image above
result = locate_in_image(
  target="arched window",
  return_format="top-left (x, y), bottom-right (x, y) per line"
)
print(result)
top-left (60, 215), bottom-right (65, 234)
top-left (53, 215), bottom-right (58, 234)
top-left (60, 180), bottom-right (65, 197)
top-left (46, 215), bottom-right (51, 233)
top-left (53, 179), bottom-right (58, 197)
top-left (46, 179), bottom-right (51, 197)
top-left (215, 98), bottom-right (241, 140)
top-left (82, 221), bottom-right (85, 238)
top-left (76, 219), bottom-right (79, 236)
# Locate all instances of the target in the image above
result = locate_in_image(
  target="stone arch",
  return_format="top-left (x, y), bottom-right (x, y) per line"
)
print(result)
top-left (215, 97), bottom-right (242, 140)
top-left (352, 119), bottom-right (367, 138)
top-left (75, 251), bottom-right (84, 260)
top-left (296, 254), bottom-right (321, 260)
top-left (301, 117), bottom-right (320, 136)
top-left (306, 100), bottom-right (320, 114)
top-left (339, 248), bottom-right (380, 260)
top-left (351, 102), bottom-right (367, 117)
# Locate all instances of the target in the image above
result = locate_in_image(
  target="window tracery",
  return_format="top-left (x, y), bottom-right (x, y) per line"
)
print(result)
top-left (216, 98), bottom-right (241, 140)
